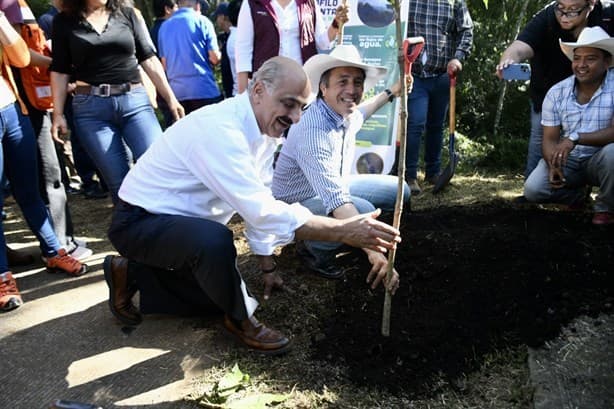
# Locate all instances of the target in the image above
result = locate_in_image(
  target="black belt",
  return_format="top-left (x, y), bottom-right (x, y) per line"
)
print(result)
top-left (73, 82), bottom-right (142, 97)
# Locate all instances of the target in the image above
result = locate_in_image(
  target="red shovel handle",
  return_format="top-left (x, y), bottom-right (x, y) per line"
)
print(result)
top-left (403, 37), bottom-right (425, 76)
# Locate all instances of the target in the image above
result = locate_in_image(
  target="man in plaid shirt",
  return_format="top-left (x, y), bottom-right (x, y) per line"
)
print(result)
top-left (524, 27), bottom-right (614, 225)
top-left (405, 0), bottom-right (473, 194)
top-left (404, 0), bottom-right (473, 194)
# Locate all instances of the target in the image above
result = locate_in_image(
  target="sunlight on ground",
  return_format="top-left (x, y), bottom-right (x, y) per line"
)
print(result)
top-left (115, 379), bottom-right (189, 406)
top-left (67, 347), bottom-right (170, 387)
top-left (411, 173), bottom-right (524, 211)
top-left (1, 275), bottom-right (107, 337)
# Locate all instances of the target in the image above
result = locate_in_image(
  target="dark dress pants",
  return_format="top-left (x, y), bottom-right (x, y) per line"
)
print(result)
top-left (108, 200), bottom-right (255, 320)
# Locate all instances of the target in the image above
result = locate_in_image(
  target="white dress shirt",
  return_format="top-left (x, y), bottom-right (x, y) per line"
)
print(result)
top-left (119, 93), bottom-right (313, 255)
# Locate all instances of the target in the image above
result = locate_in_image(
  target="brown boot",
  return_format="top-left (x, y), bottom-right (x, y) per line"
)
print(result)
top-left (223, 315), bottom-right (291, 355)
top-left (103, 255), bottom-right (142, 325)
top-left (6, 246), bottom-right (34, 267)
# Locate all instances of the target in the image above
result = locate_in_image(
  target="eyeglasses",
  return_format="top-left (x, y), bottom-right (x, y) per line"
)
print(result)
top-left (554, 4), bottom-right (589, 18)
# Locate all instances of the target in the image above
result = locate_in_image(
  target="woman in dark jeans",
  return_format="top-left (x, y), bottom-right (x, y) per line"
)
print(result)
top-left (50, 0), bottom-right (184, 204)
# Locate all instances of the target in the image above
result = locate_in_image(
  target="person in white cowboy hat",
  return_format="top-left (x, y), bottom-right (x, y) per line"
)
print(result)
top-left (497, 0), bottom-right (614, 182)
top-left (104, 56), bottom-right (401, 355)
top-left (259, 44), bottom-right (408, 296)
top-left (524, 26), bottom-right (614, 225)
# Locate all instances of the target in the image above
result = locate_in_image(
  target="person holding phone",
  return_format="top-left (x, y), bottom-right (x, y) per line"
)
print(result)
top-left (523, 26), bottom-right (614, 225)
top-left (496, 0), bottom-right (614, 182)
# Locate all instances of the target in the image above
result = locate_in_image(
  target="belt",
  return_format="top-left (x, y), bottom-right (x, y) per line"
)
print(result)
top-left (73, 82), bottom-right (142, 97)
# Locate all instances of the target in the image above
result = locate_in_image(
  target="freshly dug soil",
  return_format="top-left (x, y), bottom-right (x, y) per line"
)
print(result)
top-left (314, 202), bottom-right (614, 397)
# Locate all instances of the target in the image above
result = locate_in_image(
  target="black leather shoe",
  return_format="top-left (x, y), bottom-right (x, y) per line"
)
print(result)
top-left (303, 257), bottom-right (345, 279)
top-left (296, 241), bottom-right (345, 280)
top-left (83, 183), bottom-right (108, 199)
top-left (103, 255), bottom-right (142, 325)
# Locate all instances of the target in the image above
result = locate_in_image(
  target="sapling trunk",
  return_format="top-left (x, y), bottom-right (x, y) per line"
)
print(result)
top-left (381, 0), bottom-right (407, 337)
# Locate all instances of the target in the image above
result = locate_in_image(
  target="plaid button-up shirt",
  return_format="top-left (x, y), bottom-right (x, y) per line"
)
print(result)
top-left (542, 69), bottom-right (614, 159)
top-left (407, 0), bottom-right (474, 78)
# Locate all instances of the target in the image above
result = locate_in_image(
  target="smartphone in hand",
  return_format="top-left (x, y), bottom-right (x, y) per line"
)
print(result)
top-left (502, 63), bottom-right (531, 81)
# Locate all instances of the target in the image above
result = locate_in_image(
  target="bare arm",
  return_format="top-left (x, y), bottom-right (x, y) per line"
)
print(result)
top-left (496, 40), bottom-right (534, 79)
top-left (576, 126), bottom-right (614, 146)
top-left (0, 15), bottom-right (30, 68)
top-left (28, 49), bottom-right (51, 68)
top-left (358, 79), bottom-right (402, 119)
top-left (237, 71), bottom-right (249, 94)
top-left (140, 55), bottom-right (185, 121)
top-left (209, 49), bottom-right (221, 65)
top-left (331, 203), bottom-right (399, 293)
top-left (326, 3), bottom-right (348, 42)
top-left (295, 209), bottom-right (401, 254)
top-left (50, 71), bottom-right (70, 142)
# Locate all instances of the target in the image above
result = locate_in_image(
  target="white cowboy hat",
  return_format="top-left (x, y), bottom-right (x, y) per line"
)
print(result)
top-left (559, 26), bottom-right (614, 66)
top-left (303, 44), bottom-right (387, 97)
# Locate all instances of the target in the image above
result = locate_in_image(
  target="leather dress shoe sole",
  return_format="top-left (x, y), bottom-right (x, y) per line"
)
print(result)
top-left (223, 315), bottom-right (292, 356)
top-left (103, 256), bottom-right (142, 326)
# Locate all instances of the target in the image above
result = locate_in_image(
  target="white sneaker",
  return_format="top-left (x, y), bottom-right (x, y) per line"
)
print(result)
top-left (72, 238), bottom-right (88, 247)
top-left (68, 245), bottom-right (93, 261)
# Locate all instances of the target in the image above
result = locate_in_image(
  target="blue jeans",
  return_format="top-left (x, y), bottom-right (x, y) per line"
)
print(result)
top-left (65, 94), bottom-right (105, 188)
top-left (301, 175), bottom-right (410, 258)
top-left (0, 103), bottom-right (61, 270)
top-left (406, 73), bottom-right (450, 180)
top-left (525, 105), bottom-right (543, 179)
top-left (524, 144), bottom-right (614, 212)
top-left (72, 87), bottom-right (161, 204)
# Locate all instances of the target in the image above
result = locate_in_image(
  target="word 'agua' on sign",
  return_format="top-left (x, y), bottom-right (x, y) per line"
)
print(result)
top-left (358, 35), bottom-right (383, 49)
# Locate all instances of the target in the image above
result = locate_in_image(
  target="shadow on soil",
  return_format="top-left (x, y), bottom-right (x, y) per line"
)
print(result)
top-left (313, 201), bottom-right (614, 396)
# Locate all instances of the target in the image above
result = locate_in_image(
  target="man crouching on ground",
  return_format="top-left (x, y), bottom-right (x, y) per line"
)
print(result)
top-left (104, 56), bottom-right (401, 355)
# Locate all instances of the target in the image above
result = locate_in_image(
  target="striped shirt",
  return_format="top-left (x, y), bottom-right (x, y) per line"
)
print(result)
top-left (541, 68), bottom-right (614, 159)
top-left (272, 98), bottom-right (364, 214)
top-left (407, 0), bottom-right (474, 78)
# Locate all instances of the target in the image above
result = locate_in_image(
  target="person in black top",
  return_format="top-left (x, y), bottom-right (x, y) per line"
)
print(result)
top-left (49, 0), bottom-right (184, 204)
top-left (497, 0), bottom-right (614, 179)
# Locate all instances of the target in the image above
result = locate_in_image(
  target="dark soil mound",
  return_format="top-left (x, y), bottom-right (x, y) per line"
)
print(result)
top-left (314, 203), bottom-right (614, 396)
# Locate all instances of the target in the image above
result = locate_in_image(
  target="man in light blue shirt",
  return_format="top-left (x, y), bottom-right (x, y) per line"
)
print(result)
top-left (158, 0), bottom-right (222, 114)
top-left (524, 27), bottom-right (614, 225)
top-left (271, 45), bottom-right (410, 282)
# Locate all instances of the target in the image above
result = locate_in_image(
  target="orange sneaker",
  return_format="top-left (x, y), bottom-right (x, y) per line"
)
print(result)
top-left (0, 271), bottom-right (23, 312)
top-left (45, 249), bottom-right (88, 276)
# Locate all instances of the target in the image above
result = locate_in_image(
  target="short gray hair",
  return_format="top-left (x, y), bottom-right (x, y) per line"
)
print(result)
top-left (247, 59), bottom-right (282, 95)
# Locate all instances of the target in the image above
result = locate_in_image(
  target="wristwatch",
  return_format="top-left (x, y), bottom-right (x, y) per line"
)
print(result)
top-left (384, 88), bottom-right (394, 103)
top-left (567, 132), bottom-right (580, 146)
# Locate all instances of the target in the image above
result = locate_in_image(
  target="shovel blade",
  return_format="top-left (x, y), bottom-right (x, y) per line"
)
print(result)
top-left (432, 134), bottom-right (459, 194)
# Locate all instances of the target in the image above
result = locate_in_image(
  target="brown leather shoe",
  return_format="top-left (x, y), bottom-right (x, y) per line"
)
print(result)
top-left (223, 315), bottom-right (291, 355)
top-left (103, 255), bottom-right (142, 326)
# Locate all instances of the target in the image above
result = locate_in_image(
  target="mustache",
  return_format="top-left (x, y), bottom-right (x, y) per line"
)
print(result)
top-left (278, 116), bottom-right (293, 126)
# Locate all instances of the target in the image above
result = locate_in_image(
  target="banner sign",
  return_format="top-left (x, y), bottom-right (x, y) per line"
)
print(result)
top-left (317, 0), bottom-right (409, 174)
